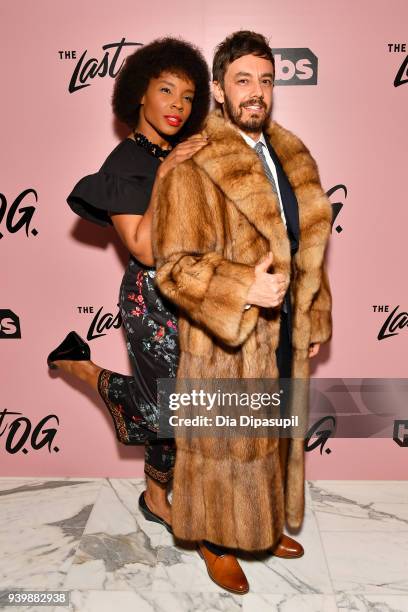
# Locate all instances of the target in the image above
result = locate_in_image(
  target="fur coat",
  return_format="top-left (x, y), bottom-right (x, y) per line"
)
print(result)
top-left (152, 109), bottom-right (332, 551)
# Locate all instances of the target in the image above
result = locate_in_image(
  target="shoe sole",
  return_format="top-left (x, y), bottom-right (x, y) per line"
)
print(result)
top-left (197, 546), bottom-right (249, 595)
top-left (138, 496), bottom-right (173, 535)
top-left (140, 510), bottom-right (173, 534)
top-left (271, 550), bottom-right (304, 559)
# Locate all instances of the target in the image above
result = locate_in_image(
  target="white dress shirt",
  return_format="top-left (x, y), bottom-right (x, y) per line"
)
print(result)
top-left (239, 130), bottom-right (287, 228)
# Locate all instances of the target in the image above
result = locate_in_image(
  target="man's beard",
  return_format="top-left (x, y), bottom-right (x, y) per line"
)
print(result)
top-left (223, 94), bottom-right (272, 133)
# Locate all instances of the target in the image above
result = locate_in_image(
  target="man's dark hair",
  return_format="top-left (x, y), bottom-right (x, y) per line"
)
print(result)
top-left (212, 30), bottom-right (275, 86)
top-left (112, 37), bottom-right (210, 139)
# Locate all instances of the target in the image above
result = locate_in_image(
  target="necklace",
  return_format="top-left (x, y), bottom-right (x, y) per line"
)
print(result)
top-left (132, 131), bottom-right (171, 159)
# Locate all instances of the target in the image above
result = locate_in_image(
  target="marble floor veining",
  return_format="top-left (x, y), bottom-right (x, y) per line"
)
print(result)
top-left (0, 478), bottom-right (407, 612)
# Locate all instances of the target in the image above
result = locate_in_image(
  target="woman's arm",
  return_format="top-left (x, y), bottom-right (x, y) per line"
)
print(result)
top-left (109, 135), bottom-right (208, 266)
top-left (109, 176), bottom-right (159, 266)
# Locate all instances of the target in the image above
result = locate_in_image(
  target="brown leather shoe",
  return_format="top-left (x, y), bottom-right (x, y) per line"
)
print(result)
top-left (197, 541), bottom-right (249, 594)
top-left (271, 534), bottom-right (304, 558)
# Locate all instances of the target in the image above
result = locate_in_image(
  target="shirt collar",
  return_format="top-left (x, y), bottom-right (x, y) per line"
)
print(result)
top-left (238, 129), bottom-right (267, 149)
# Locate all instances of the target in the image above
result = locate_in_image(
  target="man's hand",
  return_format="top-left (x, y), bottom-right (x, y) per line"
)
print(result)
top-left (246, 252), bottom-right (289, 308)
top-left (308, 342), bottom-right (321, 358)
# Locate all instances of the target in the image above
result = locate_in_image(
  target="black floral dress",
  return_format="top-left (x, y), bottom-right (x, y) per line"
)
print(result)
top-left (67, 139), bottom-right (178, 483)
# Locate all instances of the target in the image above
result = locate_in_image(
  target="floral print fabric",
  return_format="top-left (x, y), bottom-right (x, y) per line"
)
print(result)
top-left (98, 257), bottom-right (179, 483)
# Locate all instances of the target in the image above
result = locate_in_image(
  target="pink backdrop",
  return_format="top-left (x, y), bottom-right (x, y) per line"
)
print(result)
top-left (1, 0), bottom-right (407, 478)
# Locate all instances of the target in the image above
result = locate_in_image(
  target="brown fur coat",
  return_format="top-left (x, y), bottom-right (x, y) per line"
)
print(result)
top-left (153, 109), bottom-right (332, 551)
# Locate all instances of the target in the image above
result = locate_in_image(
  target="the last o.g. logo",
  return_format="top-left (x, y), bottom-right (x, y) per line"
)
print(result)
top-left (58, 38), bottom-right (142, 93)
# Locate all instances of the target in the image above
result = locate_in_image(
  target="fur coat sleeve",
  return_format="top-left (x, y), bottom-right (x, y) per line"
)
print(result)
top-left (153, 161), bottom-right (259, 347)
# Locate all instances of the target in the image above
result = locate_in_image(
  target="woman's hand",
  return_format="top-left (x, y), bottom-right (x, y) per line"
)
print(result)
top-left (157, 134), bottom-right (209, 180)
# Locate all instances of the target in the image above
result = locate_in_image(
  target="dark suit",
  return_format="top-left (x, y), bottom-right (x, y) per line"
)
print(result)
top-left (264, 136), bottom-right (300, 379)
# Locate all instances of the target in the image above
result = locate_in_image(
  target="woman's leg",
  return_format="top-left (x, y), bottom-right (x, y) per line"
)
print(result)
top-left (52, 358), bottom-right (101, 390)
top-left (97, 367), bottom-right (176, 524)
top-left (143, 438), bottom-right (176, 525)
top-left (52, 357), bottom-right (175, 523)
top-left (51, 263), bottom-right (179, 525)
top-left (116, 263), bottom-right (179, 521)
top-left (144, 474), bottom-right (172, 526)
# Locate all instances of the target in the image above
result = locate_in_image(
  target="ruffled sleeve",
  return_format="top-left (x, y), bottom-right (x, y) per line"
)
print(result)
top-left (67, 171), bottom-right (154, 227)
top-left (66, 140), bottom-right (159, 227)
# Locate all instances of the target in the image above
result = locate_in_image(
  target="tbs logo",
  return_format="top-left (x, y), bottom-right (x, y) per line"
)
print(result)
top-left (393, 420), bottom-right (408, 447)
top-left (273, 48), bottom-right (318, 85)
top-left (0, 310), bottom-right (21, 339)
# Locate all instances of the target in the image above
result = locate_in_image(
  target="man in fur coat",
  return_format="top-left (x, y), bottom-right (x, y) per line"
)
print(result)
top-left (153, 30), bottom-right (332, 594)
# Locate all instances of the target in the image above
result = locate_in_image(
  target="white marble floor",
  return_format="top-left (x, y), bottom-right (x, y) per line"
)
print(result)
top-left (0, 478), bottom-right (407, 612)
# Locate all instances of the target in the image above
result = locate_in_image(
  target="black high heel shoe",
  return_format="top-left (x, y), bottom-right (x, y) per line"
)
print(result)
top-left (138, 491), bottom-right (173, 534)
top-left (47, 331), bottom-right (91, 370)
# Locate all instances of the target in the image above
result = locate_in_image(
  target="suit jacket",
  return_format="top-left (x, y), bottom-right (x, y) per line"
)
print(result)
top-left (153, 109), bottom-right (332, 550)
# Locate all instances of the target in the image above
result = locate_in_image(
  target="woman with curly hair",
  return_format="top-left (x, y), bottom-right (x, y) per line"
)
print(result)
top-left (47, 37), bottom-right (210, 531)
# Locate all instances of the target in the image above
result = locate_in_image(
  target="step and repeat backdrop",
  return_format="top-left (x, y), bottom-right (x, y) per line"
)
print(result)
top-left (1, 0), bottom-right (407, 478)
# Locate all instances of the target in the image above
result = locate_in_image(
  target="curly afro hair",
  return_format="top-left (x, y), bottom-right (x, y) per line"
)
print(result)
top-left (112, 37), bottom-right (210, 140)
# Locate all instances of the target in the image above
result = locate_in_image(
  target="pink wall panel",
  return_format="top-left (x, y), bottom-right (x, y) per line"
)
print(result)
top-left (1, 0), bottom-right (407, 478)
